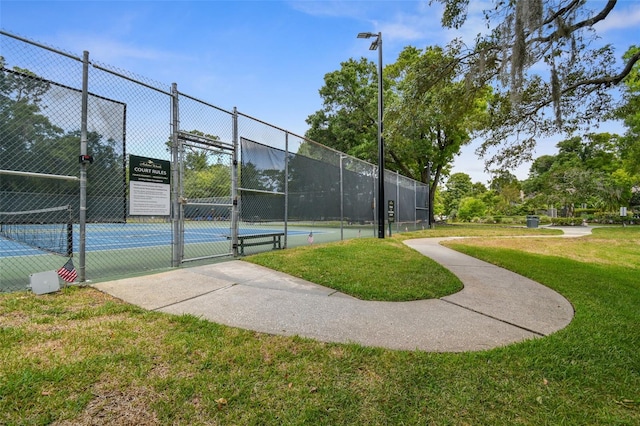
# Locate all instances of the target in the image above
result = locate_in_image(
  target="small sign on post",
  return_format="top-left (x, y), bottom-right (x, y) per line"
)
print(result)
top-left (387, 200), bottom-right (395, 222)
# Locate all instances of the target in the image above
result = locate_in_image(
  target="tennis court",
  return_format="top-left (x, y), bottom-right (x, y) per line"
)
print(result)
top-left (0, 222), bottom-right (320, 258)
top-left (1, 221), bottom-right (350, 292)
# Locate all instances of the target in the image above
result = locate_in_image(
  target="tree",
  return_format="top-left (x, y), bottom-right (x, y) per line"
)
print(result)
top-left (432, 187), bottom-right (446, 219)
top-left (306, 45), bottom-right (489, 224)
top-left (614, 46), bottom-right (640, 176)
top-left (305, 58), bottom-right (379, 163)
top-left (521, 133), bottom-right (634, 215)
top-left (435, 0), bottom-right (640, 170)
top-left (173, 130), bottom-right (232, 200)
top-left (614, 46), bottom-right (640, 214)
top-left (489, 170), bottom-right (519, 193)
top-left (457, 196), bottom-right (487, 221)
top-left (384, 45), bottom-right (490, 223)
top-left (442, 172), bottom-right (474, 216)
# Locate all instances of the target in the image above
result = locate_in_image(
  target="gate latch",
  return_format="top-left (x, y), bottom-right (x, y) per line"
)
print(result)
top-left (79, 155), bottom-right (93, 164)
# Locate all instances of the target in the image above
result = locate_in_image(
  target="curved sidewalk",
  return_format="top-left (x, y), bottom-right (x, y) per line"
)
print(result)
top-left (93, 231), bottom-right (579, 352)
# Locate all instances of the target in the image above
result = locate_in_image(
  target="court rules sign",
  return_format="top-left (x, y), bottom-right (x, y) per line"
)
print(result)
top-left (129, 155), bottom-right (171, 216)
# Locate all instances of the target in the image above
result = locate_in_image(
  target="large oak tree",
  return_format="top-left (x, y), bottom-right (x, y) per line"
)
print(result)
top-left (435, 0), bottom-right (640, 169)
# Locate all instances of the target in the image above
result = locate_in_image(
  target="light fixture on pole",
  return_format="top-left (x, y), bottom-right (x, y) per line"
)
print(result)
top-left (357, 31), bottom-right (384, 239)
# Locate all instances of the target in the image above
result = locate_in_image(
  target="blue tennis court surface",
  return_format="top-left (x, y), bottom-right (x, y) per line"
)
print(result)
top-left (0, 223), bottom-right (313, 258)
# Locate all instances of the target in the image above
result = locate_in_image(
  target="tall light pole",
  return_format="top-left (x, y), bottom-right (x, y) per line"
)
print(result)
top-left (357, 31), bottom-right (385, 239)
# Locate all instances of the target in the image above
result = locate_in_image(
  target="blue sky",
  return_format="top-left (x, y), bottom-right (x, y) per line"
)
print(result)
top-left (2, 0), bottom-right (639, 183)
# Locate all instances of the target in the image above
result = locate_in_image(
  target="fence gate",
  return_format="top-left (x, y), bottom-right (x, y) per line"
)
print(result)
top-left (177, 131), bottom-right (236, 264)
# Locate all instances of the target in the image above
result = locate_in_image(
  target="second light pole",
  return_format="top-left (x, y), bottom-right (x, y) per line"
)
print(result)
top-left (357, 31), bottom-right (384, 238)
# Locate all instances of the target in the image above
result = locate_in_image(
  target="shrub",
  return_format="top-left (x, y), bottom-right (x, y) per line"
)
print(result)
top-left (551, 217), bottom-right (585, 226)
top-left (538, 215), bottom-right (552, 225)
top-left (575, 208), bottom-right (598, 216)
top-left (592, 212), bottom-right (632, 224)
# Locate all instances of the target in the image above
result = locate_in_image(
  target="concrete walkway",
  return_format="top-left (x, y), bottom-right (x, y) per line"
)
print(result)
top-left (93, 227), bottom-right (586, 352)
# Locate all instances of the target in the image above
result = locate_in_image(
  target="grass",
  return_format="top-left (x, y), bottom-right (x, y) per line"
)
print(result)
top-left (245, 225), bottom-right (561, 301)
top-left (441, 225), bottom-right (640, 269)
top-left (0, 225), bottom-right (638, 425)
top-left (395, 223), bottom-right (565, 239)
top-left (245, 237), bottom-right (462, 301)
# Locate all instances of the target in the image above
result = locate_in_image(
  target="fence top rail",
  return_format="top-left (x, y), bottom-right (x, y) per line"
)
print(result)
top-left (2, 29), bottom-right (171, 96)
top-left (2, 67), bottom-right (127, 106)
top-left (1, 29), bottom-right (81, 62)
top-left (91, 62), bottom-right (171, 96)
top-left (177, 91), bottom-right (233, 115)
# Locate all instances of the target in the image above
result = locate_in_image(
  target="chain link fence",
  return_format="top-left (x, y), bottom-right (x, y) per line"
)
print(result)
top-left (1, 30), bottom-right (430, 292)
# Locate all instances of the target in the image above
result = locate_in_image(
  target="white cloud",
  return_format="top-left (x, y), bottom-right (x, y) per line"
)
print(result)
top-left (382, 1), bottom-right (494, 50)
top-left (379, 20), bottom-right (427, 41)
top-left (593, 3), bottom-right (640, 32)
top-left (376, 12), bottom-right (438, 46)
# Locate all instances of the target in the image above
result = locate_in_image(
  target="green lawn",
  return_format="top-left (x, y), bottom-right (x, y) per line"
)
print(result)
top-left (1, 225), bottom-right (638, 425)
top-left (245, 237), bottom-right (463, 301)
top-left (245, 225), bottom-right (561, 301)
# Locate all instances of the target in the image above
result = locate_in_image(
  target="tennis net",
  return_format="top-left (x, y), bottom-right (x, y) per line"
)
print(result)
top-left (0, 205), bottom-right (73, 256)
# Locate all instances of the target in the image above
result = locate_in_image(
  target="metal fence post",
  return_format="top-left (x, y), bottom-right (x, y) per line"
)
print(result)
top-left (372, 164), bottom-right (377, 237)
top-left (426, 161), bottom-right (432, 228)
top-left (414, 180), bottom-right (417, 231)
top-left (396, 172), bottom-right (400, 234)
top-left (171, 83), bottom-right (181, 267)
top-left (231, 107), bottom-right (239, 256)
top-left (78, 50), bottom-right (89, 282)
top-left (284, 132), bottom-right (289, 249)
top-left (340, 155), bottom-right (344, 240)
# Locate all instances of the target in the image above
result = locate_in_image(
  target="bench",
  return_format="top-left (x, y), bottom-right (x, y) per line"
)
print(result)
top-left (227, 232), bottom-right (285, 255)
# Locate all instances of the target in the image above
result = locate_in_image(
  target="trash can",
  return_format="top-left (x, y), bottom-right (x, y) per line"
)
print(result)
top-left (526, 215), bottom-right (539, 228)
